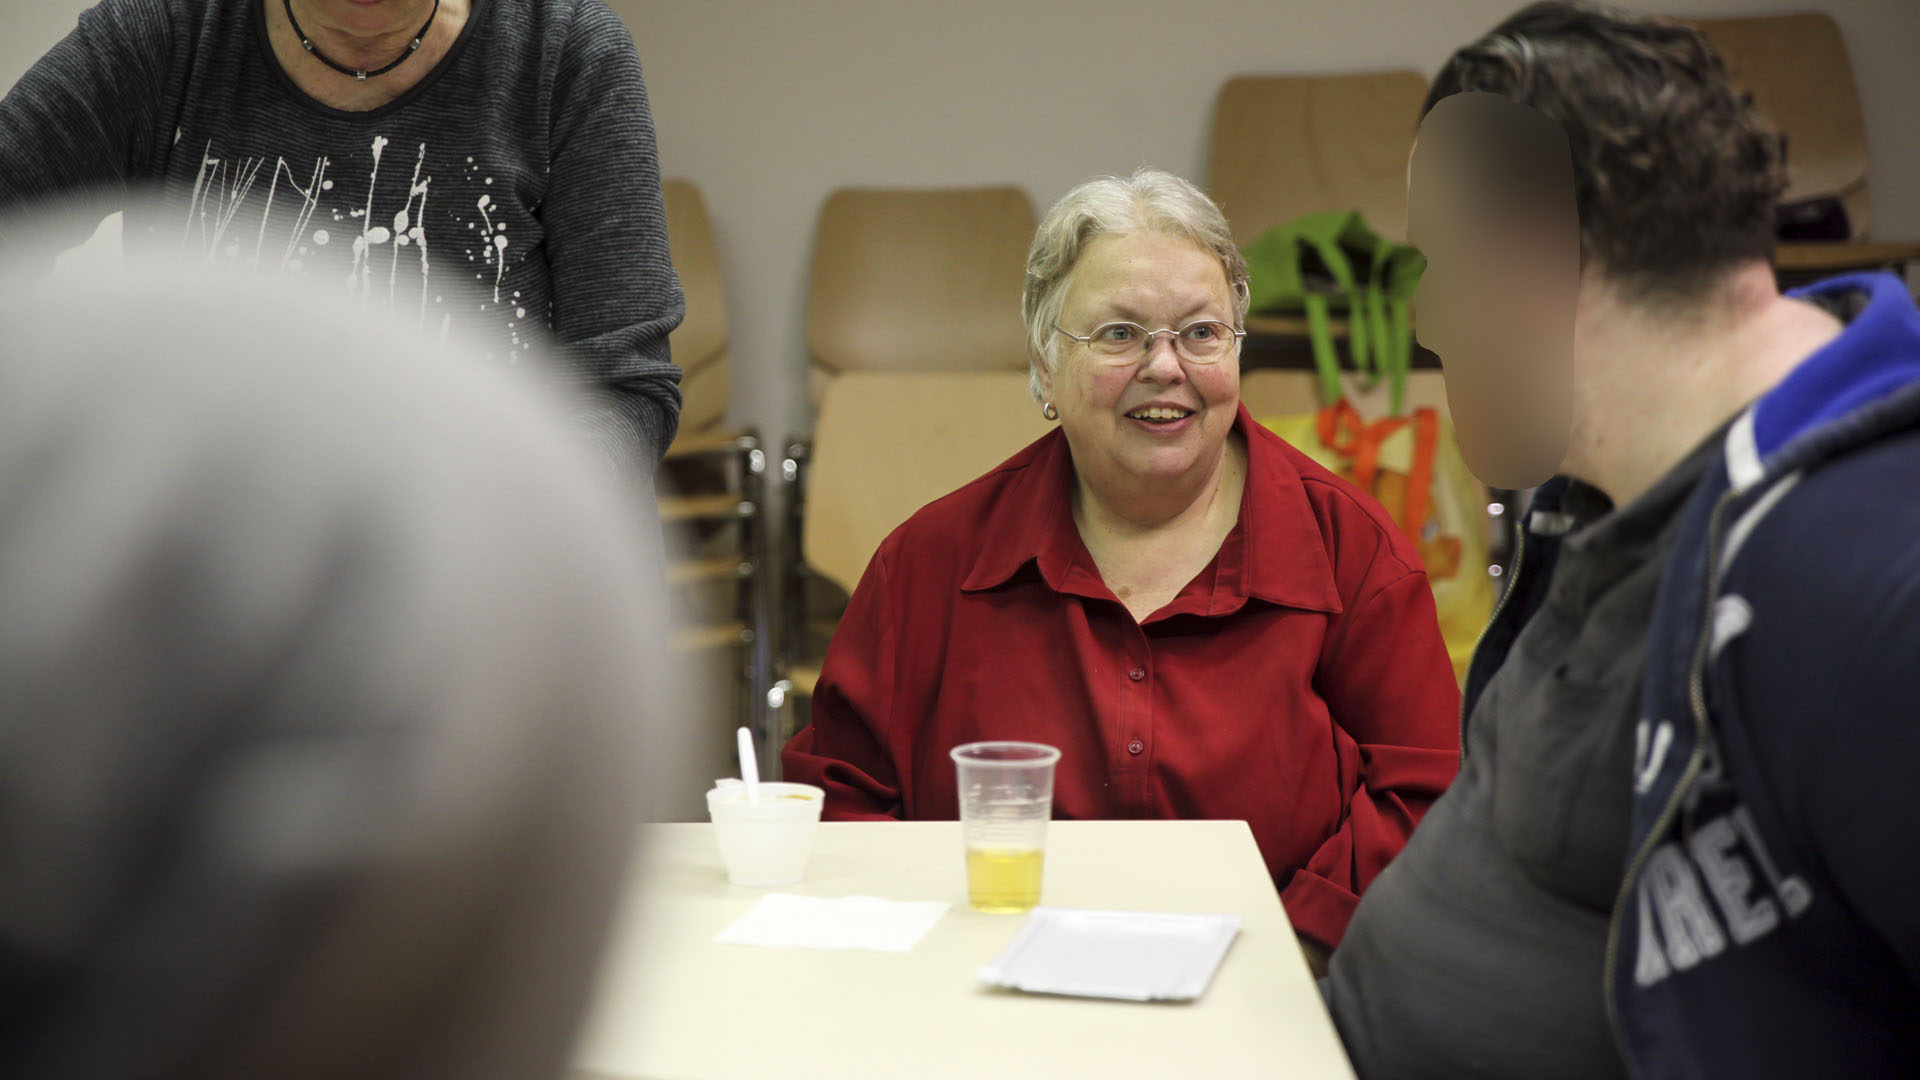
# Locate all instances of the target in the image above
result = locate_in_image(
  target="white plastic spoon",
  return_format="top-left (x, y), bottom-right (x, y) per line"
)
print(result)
top-left (737, 725), bottom-right (761, 805)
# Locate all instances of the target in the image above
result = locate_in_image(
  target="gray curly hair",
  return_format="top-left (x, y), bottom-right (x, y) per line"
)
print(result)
top-left (1020, 168), bottom-right (1251, 403)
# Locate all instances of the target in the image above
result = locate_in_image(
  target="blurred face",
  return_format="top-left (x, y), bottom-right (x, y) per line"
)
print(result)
top-left (1037, 232), bottom-right (1241, 498)
top-left (1408, 93), bottom-right (1579, 490)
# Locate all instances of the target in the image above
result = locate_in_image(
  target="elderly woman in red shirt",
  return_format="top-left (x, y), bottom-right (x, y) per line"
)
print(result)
top-left (782, 168), bottom-right (1460, 962)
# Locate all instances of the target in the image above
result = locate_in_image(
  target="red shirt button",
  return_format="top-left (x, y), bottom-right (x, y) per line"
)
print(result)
top-left (1128, 667), bottom-right (1146, 681)
top-left (1128, 739), bottom-right (1145, 755)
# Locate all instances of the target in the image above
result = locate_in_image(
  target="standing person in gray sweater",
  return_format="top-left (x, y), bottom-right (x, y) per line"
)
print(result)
top-left (0, 0), bottom-right (684, 474)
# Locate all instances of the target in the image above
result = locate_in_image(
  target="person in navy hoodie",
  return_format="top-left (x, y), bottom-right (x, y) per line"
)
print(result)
top-left (1327, 3), bottom-right (1920, 1077)
top-left (1611, 202), bottom-right (1920, 1067)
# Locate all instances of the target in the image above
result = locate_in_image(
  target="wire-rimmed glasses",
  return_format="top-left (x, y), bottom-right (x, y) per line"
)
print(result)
top-left (1052, 319), bottom-right (1246, 365)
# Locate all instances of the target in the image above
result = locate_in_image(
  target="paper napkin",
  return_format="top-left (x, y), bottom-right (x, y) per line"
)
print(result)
top-left (713, 893), bottom-right (951, 952)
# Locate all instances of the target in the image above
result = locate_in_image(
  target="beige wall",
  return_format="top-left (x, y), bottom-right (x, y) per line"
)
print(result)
top-left (10, 0), bottom-right (1920, 447)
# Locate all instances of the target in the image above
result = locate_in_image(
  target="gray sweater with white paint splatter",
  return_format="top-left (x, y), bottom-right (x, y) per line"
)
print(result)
top-left (0, 0), bottom-right (684, 472)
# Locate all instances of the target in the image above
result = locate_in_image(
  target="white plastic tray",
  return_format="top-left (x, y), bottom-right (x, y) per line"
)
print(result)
top-left (976, 907), bottom-right (1242, 1002)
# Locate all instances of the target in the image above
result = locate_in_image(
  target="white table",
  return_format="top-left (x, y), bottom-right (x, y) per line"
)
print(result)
top-left (573, 820), bottom-right (1355, 1080)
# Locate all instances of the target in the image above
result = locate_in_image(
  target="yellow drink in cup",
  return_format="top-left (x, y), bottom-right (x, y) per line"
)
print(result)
top-left (950, 741), bottom-right (1061, 914)
top-left (965, 846), bottom-right (1045, 912)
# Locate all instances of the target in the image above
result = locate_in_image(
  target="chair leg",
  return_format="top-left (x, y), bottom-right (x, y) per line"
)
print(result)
top-left (765, 440), bottom-right (811, 777)
top-left (737, 434), bottom-right (776, 768)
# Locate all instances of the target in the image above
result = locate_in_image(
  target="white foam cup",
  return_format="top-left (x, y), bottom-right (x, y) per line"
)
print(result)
top-left (706, 780), bottom-right (826, 886)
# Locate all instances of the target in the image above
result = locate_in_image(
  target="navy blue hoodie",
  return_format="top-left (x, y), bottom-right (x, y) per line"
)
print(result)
top-left (1608, 272), bottom-right (1920, 1077)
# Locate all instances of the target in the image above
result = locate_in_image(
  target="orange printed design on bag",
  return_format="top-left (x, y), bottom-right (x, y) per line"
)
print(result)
top-left (1315, 401), bottom-right (1462, 578)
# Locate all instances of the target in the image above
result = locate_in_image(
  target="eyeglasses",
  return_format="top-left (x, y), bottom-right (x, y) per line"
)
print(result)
top-left (1053, 319), bottom-right (1246, 365)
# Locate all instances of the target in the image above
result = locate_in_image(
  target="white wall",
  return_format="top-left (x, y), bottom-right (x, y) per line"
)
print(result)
top-left (10, 0), bottom-right (1920, 447)
top-left (613, 0), bottom-right (1920, 445)
top-left (3, 4), bottom-right (79, 84)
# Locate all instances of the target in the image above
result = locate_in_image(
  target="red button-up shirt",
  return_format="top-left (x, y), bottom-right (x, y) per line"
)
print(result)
top-left (782, 406), bottom-right (1461, 946)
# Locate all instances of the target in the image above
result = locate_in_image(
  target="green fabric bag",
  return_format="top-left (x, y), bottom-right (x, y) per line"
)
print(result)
top-left (1241, 210), bottom-right (1426, 415)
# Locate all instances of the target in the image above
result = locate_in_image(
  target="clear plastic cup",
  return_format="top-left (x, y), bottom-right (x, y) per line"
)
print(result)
top-left (949, 741), bottom-right (1061, 913)
top-left (706, 780), bottom-right (825, 886)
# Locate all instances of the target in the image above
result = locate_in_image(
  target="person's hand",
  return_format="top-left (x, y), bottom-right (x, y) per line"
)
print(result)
top-left (1298, 932), bottom-right (1332, 979)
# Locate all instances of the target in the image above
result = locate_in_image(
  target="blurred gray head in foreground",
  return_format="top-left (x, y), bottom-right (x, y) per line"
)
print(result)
top-left (0, 202), bottom-right (668, 1080)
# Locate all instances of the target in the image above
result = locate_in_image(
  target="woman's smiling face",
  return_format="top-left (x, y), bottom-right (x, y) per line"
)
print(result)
top-left (1039, 231), bottom-right (1242, 494)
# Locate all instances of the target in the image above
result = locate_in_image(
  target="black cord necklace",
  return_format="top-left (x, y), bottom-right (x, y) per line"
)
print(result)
top-left (283, 0), bottom-right (441, 81)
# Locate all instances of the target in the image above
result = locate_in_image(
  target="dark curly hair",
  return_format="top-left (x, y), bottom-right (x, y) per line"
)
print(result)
top-left (1423, 1), bottom-right (1787, 302)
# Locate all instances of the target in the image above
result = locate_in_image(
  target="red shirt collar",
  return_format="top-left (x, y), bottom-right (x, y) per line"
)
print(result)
top-left (960, 405), bottom-right (1344, 617)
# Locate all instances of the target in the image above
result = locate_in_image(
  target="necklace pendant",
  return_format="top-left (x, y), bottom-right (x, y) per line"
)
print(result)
top-left (282, 0), bottom-right (437, 84)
